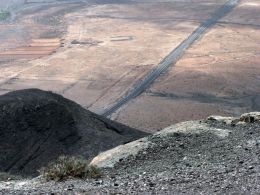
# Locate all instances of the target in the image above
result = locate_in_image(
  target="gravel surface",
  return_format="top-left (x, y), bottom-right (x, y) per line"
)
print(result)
top-left (1, 115), bottom-right (259, 194)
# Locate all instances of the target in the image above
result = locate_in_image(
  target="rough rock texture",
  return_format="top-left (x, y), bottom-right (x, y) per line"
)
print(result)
top-left (91, 112), bottom-right (260, 168)
top-left (90, 137), bottom-right (150, 168)
top-left (0, 112), bottom-right (260, 194)
top-left (207, 112), bottom-right (260, 125)
top-left (0, 89), bottom-right (148, 176)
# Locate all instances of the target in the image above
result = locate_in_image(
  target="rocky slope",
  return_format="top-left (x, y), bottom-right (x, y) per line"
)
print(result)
top-left (0, 112), bottom-right (259, 194)
top-left (0, 89), bottom-right (148, 176)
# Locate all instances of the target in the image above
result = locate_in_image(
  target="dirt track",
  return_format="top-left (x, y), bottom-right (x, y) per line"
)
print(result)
top-left (113, 0), bottom-right (260, 132)
top-left (102, 0), bottom-right (240, 117)
top-left (0, 0), bottom-right (259, 132)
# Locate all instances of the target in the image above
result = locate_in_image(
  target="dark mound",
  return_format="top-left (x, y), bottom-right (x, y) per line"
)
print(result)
top-left (0, 89), bottom-right (148, 176)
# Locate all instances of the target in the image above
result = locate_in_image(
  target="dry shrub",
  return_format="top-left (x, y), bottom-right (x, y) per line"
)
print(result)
top-left (39, 156), bottom-right (101, 181)
top-left (0, 172), bottom-right (22, 181)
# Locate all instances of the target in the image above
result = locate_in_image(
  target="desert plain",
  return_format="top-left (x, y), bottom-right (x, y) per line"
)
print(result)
top-left (0, 0), bottom-right (259, 132)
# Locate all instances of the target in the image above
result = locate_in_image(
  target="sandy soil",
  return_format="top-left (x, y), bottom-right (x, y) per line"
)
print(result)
top-left (114, 0), bottom-right (260, 132)
top-left (0, 0), bottom-right (259, 132)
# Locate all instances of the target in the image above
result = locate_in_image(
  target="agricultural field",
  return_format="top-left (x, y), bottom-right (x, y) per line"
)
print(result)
top-left (0, 0), bottom-right (259, 132)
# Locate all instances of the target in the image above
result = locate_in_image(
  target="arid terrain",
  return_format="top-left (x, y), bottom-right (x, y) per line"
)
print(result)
top-left (1, 112), bottom-right (260, 194)
top-left (0, 1), bottom-right (259, 194)
top-left (0, 0), bottom-right (259, 132)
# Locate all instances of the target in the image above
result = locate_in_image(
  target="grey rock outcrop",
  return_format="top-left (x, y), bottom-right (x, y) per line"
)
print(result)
top-left (91, 112), bottom-right (260, 168)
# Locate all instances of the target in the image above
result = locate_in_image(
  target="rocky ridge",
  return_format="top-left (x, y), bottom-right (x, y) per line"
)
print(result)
top-left (0, 112), bottom-right (259, 194)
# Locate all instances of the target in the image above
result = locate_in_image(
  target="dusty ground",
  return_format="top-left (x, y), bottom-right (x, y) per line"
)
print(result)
top-left (113, 0), bottom-right (260, 132)
top-left (0, 0), bottom-right (259, 132)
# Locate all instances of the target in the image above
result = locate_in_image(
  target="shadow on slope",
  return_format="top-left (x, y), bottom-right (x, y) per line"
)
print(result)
top-left (0, 88), bottom-right (148, 176)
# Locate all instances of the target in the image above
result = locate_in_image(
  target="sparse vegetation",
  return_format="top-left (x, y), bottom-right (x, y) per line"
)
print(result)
top-left (39, 156), bottom-right (102, 181)
top-left (0, 172), bottom-right (22, 181)
top-left (0, 10), bottom-right (11, 21)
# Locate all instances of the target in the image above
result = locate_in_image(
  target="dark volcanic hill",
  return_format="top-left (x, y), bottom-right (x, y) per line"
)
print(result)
top-left (0, 89), bottom-right (148, 176)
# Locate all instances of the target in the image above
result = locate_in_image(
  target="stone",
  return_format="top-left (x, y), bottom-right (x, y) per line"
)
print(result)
top-left (240, 112), bottom-right (260, 123)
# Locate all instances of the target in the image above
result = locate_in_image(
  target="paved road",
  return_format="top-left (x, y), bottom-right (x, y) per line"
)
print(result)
top-left (101, 0), bottom-right (240, 117)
